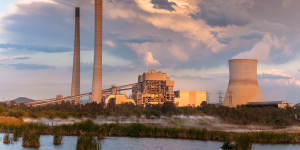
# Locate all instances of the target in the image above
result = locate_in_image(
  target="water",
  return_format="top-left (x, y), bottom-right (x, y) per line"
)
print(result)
top-left (0, 134), bottom-right (300, 150)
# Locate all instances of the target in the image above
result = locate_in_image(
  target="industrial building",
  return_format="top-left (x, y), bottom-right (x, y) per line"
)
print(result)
top-left (132, 70), bottom-right (175, 105)
top-left (174, 90), bottom-right (206, 107)
top-left (224, 59), bottom-right (264, 107)
top-left (104, 94), bottom-right (136, 106)
top-left (245, 101), bottom-right (293, 109)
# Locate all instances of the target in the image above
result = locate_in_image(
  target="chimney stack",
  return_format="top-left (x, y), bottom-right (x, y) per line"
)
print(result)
top-left (223, 59), bottom-right (263, 107)
top-left (71, 7), bottom-right (80, 102)
top-left (92, 0), bottom-right (103, 103)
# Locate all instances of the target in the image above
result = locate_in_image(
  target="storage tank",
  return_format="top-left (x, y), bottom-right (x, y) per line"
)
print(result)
top-left (223, 59), bottom-right (263, 107)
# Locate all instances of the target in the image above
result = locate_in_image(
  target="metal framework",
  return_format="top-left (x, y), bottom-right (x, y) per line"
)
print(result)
top-left (23, 83), bottom-right (137, 107)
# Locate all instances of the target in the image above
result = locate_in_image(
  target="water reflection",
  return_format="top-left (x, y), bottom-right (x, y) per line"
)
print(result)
top-left (0, 134), bottom-right (299, 150)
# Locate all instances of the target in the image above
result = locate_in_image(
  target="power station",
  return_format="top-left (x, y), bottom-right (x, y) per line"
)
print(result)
top-left (223, 59), bottom-right (264, 107)
top-left (23, 1), bottom-right (292, 108)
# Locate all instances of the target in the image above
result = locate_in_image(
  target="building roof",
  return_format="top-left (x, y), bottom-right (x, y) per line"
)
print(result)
top-left (246, 101), bottom-right (288, 105)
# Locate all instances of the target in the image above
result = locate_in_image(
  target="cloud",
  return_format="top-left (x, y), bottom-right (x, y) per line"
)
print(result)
top-left (282, 0), bottom-right (294, 8)
top-left (105, 0), bottom-right (226, 53)
top-left (104, 40), bottom-right (116, 47)
top-left (169, 45), bottom-right (189, 62)
top-left (0, 54), bottom-right (28, 61)
top-left (233, 33), bottom-right (290, 61)
top-left (164, 66), bottom-right (228, 80)
top-left (0, 43), bottom-right (71, 53)
top-left (3, 63), bottom-right (55, 70)
top-left (259, 74), bottom-right (291, 80)
top-left (199, 0), bottom-right (252, 27)
top-left (151, 0), bottom-right (176, 11)
top-left (259, 69), bottom-right (300, 87)
top-left (144, 51), bottom-right (160, 66)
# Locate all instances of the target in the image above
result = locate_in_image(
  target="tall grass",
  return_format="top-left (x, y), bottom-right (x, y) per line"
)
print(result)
top-left (0, 121), bottom-right (300, 145)
top-left (76, 135), bottom-right (100, 150)
top-left (13, 127), bottom-right (21, 141)
top-left (3, 133), bottom-right (11, 144)
top-left (53, 127), bottom-right (62, 145)
top-left (22, 126), bottom-right (40, 148)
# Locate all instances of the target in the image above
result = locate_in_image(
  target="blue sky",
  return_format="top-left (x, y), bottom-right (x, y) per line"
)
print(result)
top-left (0, 0), bottom-right (17, 13)
top-left (0, 0), bottom-right (300, 104)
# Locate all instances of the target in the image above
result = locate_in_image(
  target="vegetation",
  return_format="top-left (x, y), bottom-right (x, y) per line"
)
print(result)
top-left (76, 135), bottom-right (100, 150)
top-left (22, 125), bottom-right (41, 148)
top-left (0, 121), bottom-right (299, 144)
top-left (3, 133), bottom-right (11, 144)
top-left (221, 135), bottom-right (252, 150)
top-left (13, 127), bottom-right (21, 141)
top-left (221, 142), bottom-right (235, 150)
top-left (0, 102), bottom-right (300, 127)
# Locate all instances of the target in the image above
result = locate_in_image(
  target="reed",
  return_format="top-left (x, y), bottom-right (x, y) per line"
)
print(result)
top-left (3, 133), bottom-right (11, 144)
top-left (22, 127), bottom-right (40, 148)
top-left (76, 135), bottom-right (100, 150)
top-left (13, 127), bottom-right (21, 141)
top-left (1, 122), bottom-right (300, 145)
top-left (53, 127), bottom-right (63, 145)
top-left (53, 135), bottom-right (62, 145)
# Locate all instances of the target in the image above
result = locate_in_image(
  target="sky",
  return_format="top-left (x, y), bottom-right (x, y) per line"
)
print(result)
top-left (0, 0), bottom-right (300, 103)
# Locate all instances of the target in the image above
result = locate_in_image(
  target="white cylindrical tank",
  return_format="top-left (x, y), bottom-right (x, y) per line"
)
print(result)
top-left (223, 59), bottom-right (263, 107)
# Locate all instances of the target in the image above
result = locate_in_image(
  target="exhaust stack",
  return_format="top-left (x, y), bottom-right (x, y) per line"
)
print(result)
top-left (71, 7), bottom-right (80, 103)
top-left (92, 0), bottom-right (103, 103)
top-left (223, 59), bottom-right (263, 107)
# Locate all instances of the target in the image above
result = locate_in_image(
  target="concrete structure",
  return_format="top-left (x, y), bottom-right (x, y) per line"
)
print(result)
top-left (92, 0), bottom-right (103, 103)
top-left (174, 90), bottom-right (206, 107)
top-left (104, 94), bottom-right (136, 106)
top-left (71, 7), bottom-right (80, 102)
top-left (224, 59), bottom-right (263, 107)
top-left (245, 101), bottom-right (293, 109)
top-left (132, 70), bottom-right (175, 105)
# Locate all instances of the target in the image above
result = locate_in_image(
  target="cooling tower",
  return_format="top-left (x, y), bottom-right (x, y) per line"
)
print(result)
top-left (92, 0), bottom-right (103, 103)
top-left (223, 59), bottom-right (263, 107)
top-left (71, 7), bottom-right (80, 102)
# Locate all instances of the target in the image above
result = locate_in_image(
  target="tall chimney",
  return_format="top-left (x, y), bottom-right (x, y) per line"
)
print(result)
top-left (223, 59), bottom-right (263, 107)
top-left (71, 7), bottom-right (80, 102)
top-left (92, 0), bottom-right (102, 103)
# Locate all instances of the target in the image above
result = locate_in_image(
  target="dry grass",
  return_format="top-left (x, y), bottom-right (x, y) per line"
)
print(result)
top-left (0, 116), bottom-right (23, 125)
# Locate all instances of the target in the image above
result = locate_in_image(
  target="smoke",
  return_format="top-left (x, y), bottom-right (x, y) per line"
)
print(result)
top-left (144, 51), bottom-right (160, 66)
top-left (233, 33), bottom-right (289, 61)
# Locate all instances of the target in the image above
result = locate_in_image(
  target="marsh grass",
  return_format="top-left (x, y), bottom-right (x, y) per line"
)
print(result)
top-left (3, 133), bottom-right (11, 144)
top-left (53, 127), bottom-right (63, 145)
top-left (13, 127), bottom-right (21, 141)
top-left (0, 121), bottom-right (300, 145)
top-left (76, 135), bottom-right (100, 150)
top-left (53, 134), bottom-right (62, 145)
top-left (22, 127), bottom-right (40, 148)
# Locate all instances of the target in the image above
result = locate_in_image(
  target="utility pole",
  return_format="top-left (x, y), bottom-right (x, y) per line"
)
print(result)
top-left (206, 92), bottom-right (210, 104)
top-left (218, 90), bottom-right (223, 105)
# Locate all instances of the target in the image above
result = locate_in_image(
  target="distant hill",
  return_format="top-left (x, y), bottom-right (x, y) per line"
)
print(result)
top-left (11, 97), bottom-right (34, 104)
